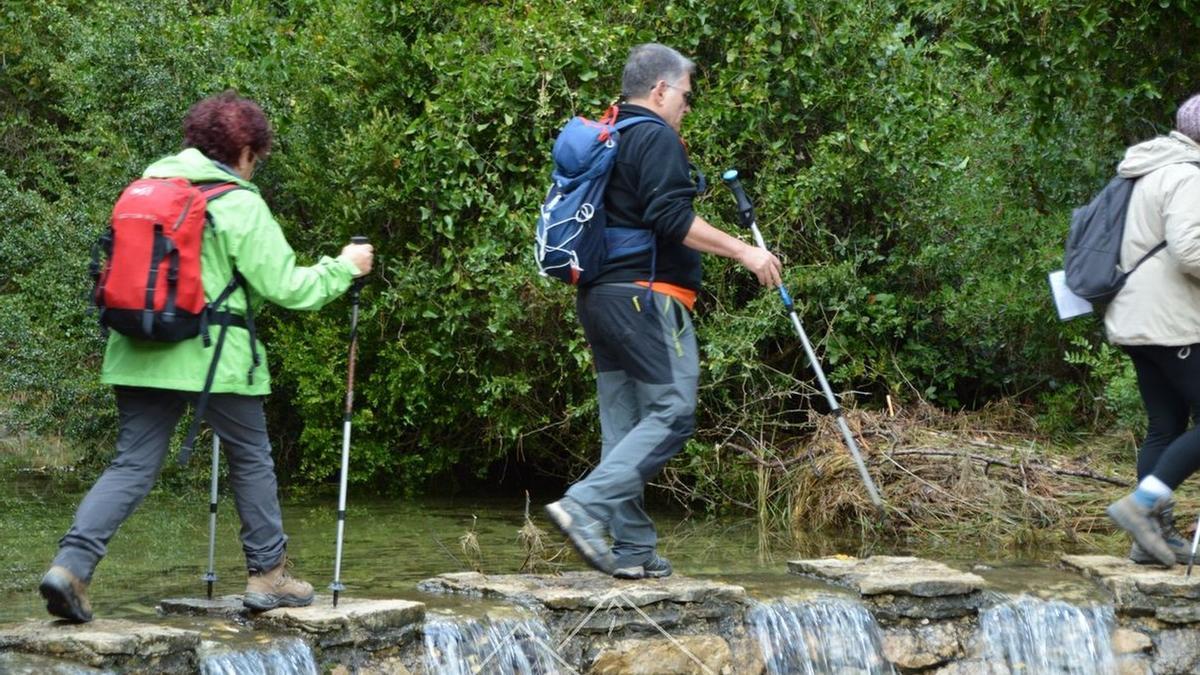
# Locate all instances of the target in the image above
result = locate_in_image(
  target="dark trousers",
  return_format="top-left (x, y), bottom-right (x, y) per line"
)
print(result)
top-left (1125, 344), bottom-right (1200, 489)
top-left (566, 283), bottom-right (699, 568)
top-left (53, 386), bottom-right (287, 581)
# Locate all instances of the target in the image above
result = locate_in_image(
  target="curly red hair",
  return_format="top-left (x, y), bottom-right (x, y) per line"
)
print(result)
top-left (182, 90), bottom-right (272, 166)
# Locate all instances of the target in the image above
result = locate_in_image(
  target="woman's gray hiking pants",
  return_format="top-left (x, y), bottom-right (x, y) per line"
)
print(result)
top-left (566, 283), bottom-right (699, 569)
top-left (53, 386), bottom-right (288, 582)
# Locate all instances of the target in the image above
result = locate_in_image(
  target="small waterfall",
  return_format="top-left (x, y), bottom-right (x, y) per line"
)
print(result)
top-left (423, 614), bottom-right (564, 675)
top-left (747, 597), bottom-right (895, 675)
top-left (198, 636), bottom-right (319, 675)
top-left (980, 596), bottom-right (1116, 674)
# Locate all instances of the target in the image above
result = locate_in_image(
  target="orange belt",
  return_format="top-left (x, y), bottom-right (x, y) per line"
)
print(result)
top-left (634, 281), bottom-right (697, 311)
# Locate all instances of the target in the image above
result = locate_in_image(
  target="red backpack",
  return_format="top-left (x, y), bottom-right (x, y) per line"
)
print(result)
top-left (91, 178), bottom-right (242, 341)
top-left (90, 176), bottom-right (260, 464)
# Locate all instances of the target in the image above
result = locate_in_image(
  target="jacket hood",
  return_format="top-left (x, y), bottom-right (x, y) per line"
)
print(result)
top-left (1117, 131), bottom-right (1200, 178)
top-left (142, 148), bottom-right (259, 192)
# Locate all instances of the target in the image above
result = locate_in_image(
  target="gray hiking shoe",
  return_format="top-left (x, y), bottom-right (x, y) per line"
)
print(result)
top-left (1130, 500), bottom-right (1193, 565)
top-left (613, 554), bottom-right (673, 580)
top-left (1108, 494), bottom-right (1175, 567)
top-left (544, 498), bottom-right (615, 574)
top-left (39, 566), bottom-right (93, 623)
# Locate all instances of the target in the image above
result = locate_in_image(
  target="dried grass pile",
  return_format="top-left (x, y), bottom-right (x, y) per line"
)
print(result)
top-left (717, 401), bottom-right (1200, 552)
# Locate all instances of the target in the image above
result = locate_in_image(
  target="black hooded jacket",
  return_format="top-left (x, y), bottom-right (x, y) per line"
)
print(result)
top-left (584, 104), bottom-right (703, 291)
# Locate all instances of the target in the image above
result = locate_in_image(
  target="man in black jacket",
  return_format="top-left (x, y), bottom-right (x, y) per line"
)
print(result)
top-left (546, 43), bottom-right (782, 579)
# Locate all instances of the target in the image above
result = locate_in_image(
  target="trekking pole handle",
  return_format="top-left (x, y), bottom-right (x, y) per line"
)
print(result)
top-left (722, 169), bottom-right (795, 310)
top-left (349, 236), bottom-right (369, 294)
top-left (721, 170), bottom-right (755, 230)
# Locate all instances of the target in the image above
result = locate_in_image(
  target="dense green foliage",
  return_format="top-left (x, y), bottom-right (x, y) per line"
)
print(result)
top-left (3, 0), bottom-right (1199, 497)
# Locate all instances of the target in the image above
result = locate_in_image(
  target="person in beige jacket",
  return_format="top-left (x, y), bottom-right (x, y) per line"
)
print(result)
top-left (1106, 94), bottom-right (1200, 568)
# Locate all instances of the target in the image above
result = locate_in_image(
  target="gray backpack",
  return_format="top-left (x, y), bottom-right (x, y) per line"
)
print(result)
top-left (1063, 174), bottom-right (1165, 305)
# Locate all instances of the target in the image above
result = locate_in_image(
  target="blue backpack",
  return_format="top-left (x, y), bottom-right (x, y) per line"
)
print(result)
top-left (534, 106), bottom-right (665, 284)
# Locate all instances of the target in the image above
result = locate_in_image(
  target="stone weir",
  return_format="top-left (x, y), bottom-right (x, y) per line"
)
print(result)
top-left (2, 556), bottom-right (1200, 673)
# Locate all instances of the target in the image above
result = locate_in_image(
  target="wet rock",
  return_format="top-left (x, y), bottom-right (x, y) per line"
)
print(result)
top-left (788, 556), bottom-right (986, 597)
top-left (0, 618), bottom-right (197, 673)
top-left (418, 571), bottom-right (745, 609)
top-left (866, 592), bottom-right (986, 621)
top-left (0, 650), bottom-right (111, 674)
top-left (929, 659), bottom-right (1010, 675)
top-left (340, 656), bottom-right (415, 674)
top-left (1116, 654), bottom-right (1153, 675)
top-left (1061, 554), bottom-right (1200, 619)
top-left (881, 618), bottom-right (969, 669)
top-left (788, 556), bottom-right (988, 621)
top-left (157, 595), bottom-right (245, 619)
top-left (590, 635), bottom-right (733, 674)
top-left (1112, 627), bottom-right (1153, 654)
top-left (724, 631), bottom-right (766, 675)
top-left (419, 572), bottom-right (749, 672)
top-left (1153, 628), bottom-right (1200, 675)
top-left (1155, 605), bottom-right (1200, 624)
top-left (253, 595), bottom-right (425, 651)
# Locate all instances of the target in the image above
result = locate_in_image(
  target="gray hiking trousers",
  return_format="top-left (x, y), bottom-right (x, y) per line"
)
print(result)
top-left (53, 386), bottom-right (287, 581)
top-left (566, 283), bottom-right (699, 568)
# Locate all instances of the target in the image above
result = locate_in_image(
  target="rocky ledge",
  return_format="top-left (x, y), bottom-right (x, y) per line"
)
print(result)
top-left (418, 571), bottom-right (757, 673)
top-left (0, 618), bottom-right (198, 673)
top-left (7, 556), bottom-right (1200, 673)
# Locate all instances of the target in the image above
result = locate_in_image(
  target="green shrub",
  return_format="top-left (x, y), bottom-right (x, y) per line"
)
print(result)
top-left (2, 0), bottom-right (1197, 497)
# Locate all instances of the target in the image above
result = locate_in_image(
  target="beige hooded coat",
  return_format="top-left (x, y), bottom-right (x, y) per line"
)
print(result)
top-left (1105, 131), bottom-right (1200, 346)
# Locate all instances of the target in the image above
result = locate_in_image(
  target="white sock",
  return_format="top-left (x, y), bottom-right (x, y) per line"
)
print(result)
top-left (1137, 475), bottom-right (1172, 498)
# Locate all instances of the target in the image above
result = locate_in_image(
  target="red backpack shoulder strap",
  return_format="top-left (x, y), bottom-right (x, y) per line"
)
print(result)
top-left (197, 182), bottom-right (242, 202)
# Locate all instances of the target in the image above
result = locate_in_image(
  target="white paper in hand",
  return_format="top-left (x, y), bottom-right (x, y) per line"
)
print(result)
top-left (1048, 269), bottom-right (1093, 320)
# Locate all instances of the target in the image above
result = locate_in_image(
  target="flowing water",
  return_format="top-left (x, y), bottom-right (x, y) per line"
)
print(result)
top-left (746, 596), bottom-right (895, 675)
top-left (0, 465), bottom-right (1137, 674)
top-left (0, 469), bottom-right (851, 624)
top-left (980, 596), bottom-right (1116, 675)
top-left (423, 612), bottom-right (563, 675)
top-left (198, 636), bottom-right (318, 675)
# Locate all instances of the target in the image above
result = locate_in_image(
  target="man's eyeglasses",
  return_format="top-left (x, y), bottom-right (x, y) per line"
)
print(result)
top-left (664, 83), bottom-right (694, 106)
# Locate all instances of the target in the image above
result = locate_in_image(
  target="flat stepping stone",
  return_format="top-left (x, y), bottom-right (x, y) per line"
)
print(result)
top-left (158, 595), bottom-right (246, 620)
top-left (787, 556), bottom-right (989, 621)
top-left (1062, 554), bottom-right (1200, 622)
top-left (787, 555), bottom-right (987, 597)
top-left (252, 595), bottom-right (426, 649)
top-left (417, 571), bottom-right (746, 610)
top-left (0, 618), bottom-right (198, 672)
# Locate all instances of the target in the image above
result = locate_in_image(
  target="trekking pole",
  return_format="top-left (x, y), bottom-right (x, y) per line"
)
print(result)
top-left (203, 433), bottom-right (220, 599)
top-left (721, 169), bottom-right (886, 518)
top-left (1188, 512), bottom-right (1200, 576)
top-left (331, 235), bottom-right (369, 608)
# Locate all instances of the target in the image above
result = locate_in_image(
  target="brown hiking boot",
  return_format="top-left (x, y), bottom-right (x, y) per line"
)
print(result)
top-left (39, 566), bottom-right (93, 623)
top-left (243, 558), bottom-right (314, 611)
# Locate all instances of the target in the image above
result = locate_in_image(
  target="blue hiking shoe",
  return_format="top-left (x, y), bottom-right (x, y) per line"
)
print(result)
top-left (544, 498), bottom-right (615, 574)
top-left (613, 553), bottom-right (673, 580)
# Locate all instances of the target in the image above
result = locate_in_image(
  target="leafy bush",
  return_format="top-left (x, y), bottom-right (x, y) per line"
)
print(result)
top-left (2, 0), bottom-right (1198, 498)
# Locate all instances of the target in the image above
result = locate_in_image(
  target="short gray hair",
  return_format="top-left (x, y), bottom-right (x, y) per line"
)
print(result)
top-left (620, 43), bottom-right (695, 99)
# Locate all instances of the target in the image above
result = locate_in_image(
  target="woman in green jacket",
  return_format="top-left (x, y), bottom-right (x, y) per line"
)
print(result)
top-left (39, 91), bottom-right (374, 622)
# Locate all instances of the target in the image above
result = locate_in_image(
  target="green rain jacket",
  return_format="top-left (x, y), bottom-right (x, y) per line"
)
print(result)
top-left (100, 148), bottom-right (360, 395)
